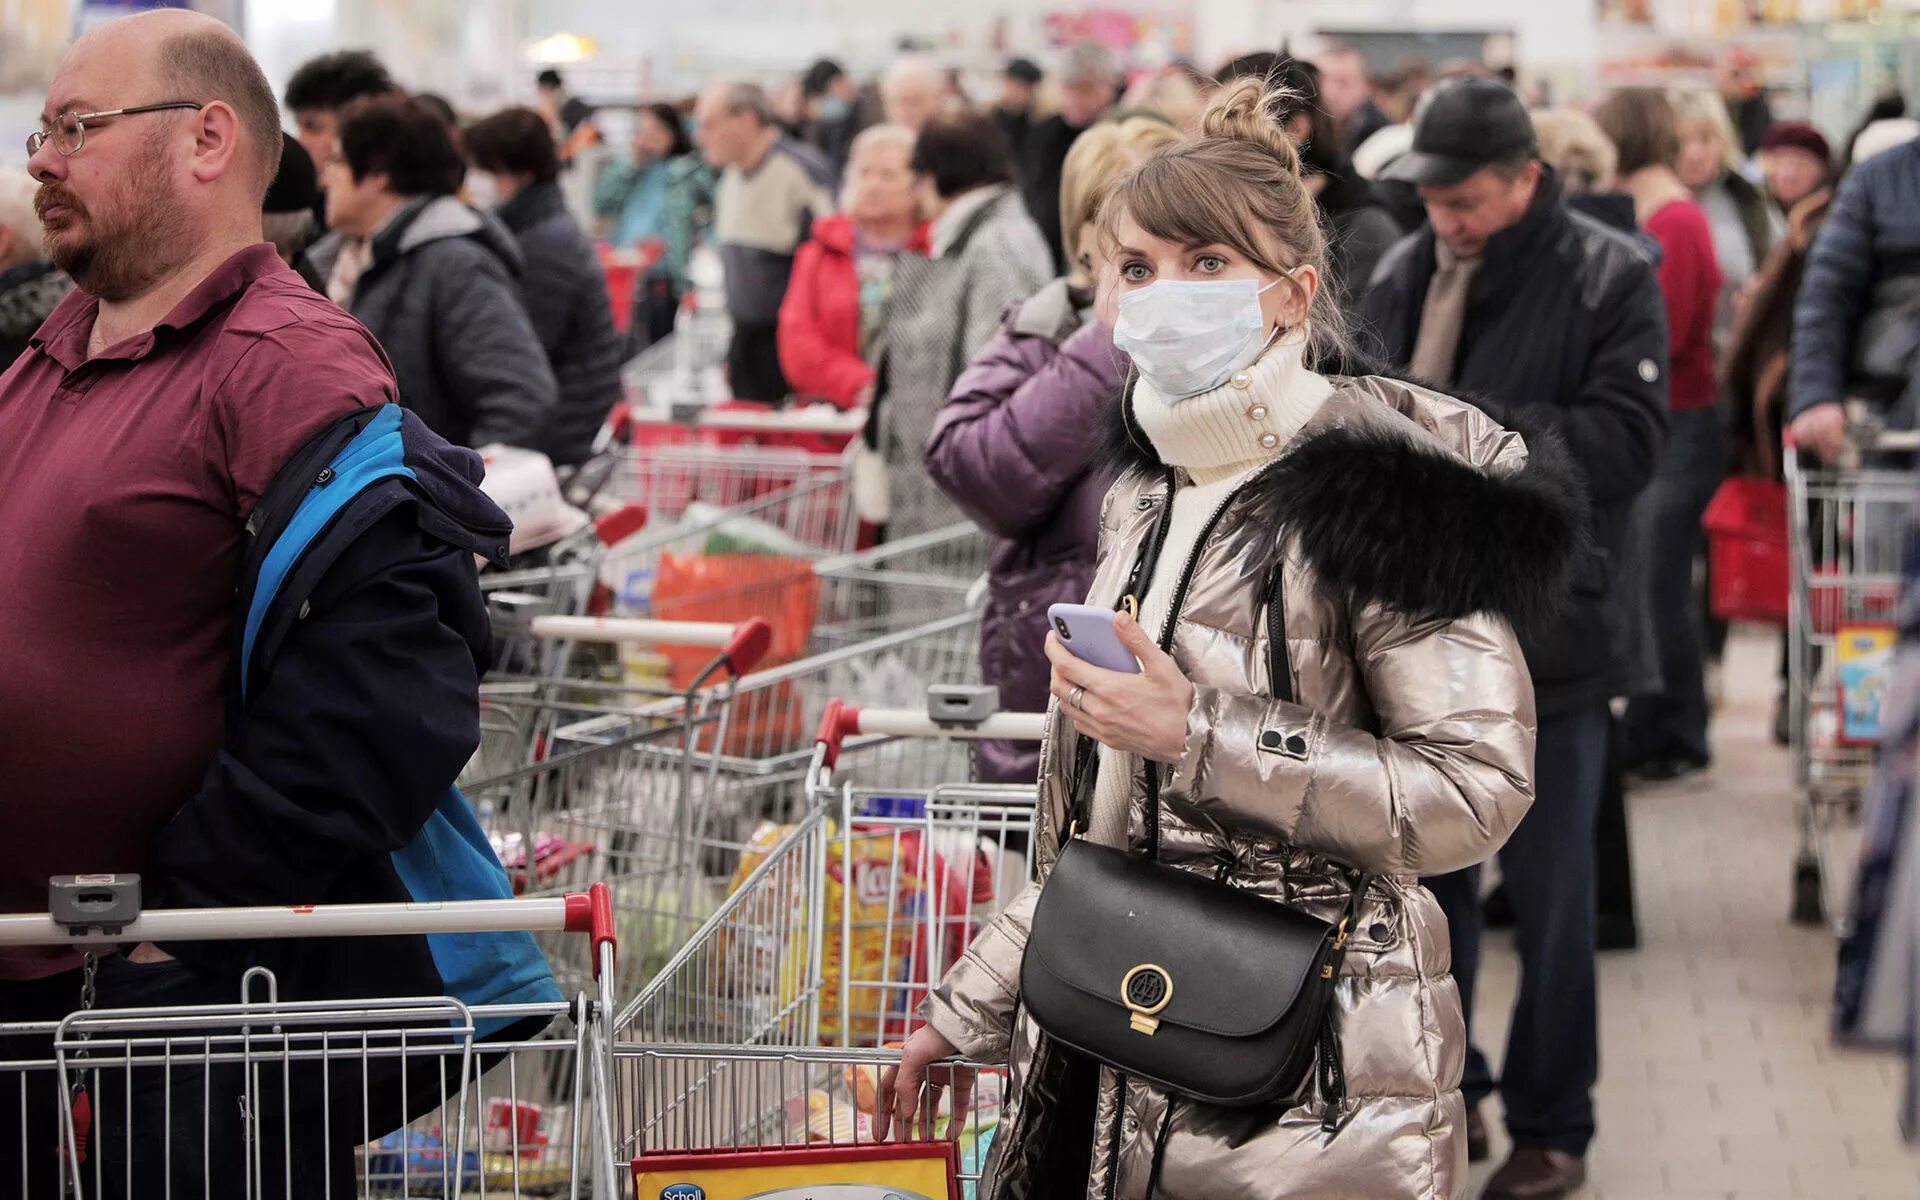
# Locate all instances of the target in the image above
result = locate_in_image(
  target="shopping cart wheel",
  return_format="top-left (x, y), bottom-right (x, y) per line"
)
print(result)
top-left (1790, 855), bottom-right (1825, 926)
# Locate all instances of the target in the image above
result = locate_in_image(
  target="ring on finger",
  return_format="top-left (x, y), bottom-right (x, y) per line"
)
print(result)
top-left (1067, 684), bottom-right (1087, 710)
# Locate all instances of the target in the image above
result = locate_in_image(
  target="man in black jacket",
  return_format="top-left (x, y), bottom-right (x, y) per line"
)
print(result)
top-left (1360, 78), bottom-right (1668, 1200)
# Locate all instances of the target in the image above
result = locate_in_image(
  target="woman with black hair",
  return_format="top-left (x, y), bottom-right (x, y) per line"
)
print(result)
top-left (868, 115), bottom-right (1052, 536)
top-left (592, 101), bottom-right (714, 346)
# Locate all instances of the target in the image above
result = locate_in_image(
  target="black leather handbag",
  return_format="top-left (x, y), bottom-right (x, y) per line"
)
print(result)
top-left (1021, 482), bottom-right (1370, 1121)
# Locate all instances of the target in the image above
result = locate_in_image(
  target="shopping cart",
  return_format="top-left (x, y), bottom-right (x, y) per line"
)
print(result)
top-left (482, 504), bottom-right (652, 677)
top-left (1785, 429), bottom-right (1920, 928)
top-left (0, 879), bottom-right (621, 1198)
top-left (465, 619), bottom-right (774, 1000)
top-left (609, 700), bottom-right (1045, 1189)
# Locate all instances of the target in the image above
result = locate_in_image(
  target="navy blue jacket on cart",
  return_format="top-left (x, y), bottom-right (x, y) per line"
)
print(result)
top-left (144, 402), bottom-right (559, 1035)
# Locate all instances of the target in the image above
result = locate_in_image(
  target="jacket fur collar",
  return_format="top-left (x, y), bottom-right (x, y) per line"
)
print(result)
top-left (1101, 367), bottom-right (1588, 631)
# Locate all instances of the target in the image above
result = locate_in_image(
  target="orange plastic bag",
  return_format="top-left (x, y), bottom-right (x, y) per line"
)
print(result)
top-left (652, 552), bottom-right (819, 755)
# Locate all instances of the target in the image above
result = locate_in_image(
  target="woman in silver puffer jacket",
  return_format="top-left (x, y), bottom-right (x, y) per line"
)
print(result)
top-left (880, 81), bottom-right (1586, 1200)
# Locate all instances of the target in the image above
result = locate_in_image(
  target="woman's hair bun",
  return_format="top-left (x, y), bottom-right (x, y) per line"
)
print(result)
top-left (1197, 77), bottom-right (1304, 178)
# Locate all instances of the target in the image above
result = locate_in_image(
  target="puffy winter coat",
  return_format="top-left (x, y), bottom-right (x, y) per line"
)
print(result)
top-left (778, 213), bottom-right (929, 411)
top-left (1358, 166), bottom-right (1668, 714)
top-left (495, 181), bottom-right (624, 466)
top-left (925, 278), bottom-right (1121, 782)
top-left (307, 196), bottom-right (557, 450)
top-left (924, 375), bottom-right (1583, 1200)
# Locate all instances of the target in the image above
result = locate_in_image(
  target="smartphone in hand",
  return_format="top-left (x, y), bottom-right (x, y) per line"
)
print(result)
top-left (1047, 604), bottom-right (1142, 674)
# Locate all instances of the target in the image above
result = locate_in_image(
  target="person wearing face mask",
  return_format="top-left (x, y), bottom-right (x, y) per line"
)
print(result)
top-left (777, 124), bottom-right (928, 413)
top-left (925, 114), bottom-right (1183, 785)
top-left (881, 80), bottom-right (1583, 1200)
top-left (464, 106), bottom-right (623, 467)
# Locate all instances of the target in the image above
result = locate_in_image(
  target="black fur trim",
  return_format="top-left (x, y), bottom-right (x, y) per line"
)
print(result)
top-left (1101, 381), bottom-right (1589, 629)
top-left (1249, 419), bottom-right (1587, 629)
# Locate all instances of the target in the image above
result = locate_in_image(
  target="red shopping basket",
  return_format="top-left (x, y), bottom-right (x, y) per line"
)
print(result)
top-left (1704, 476), bottom-right (1788, 624)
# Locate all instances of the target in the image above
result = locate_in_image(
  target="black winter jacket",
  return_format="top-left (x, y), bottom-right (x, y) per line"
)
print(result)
top-left (308, 197), bottom-right (558, 449)
top-left (1357, 168), bottom-right (1669, 713)
top-left (1788, 142), bottom-right (1920, 421)
top-left (495, 182), bottom-right (625, 465)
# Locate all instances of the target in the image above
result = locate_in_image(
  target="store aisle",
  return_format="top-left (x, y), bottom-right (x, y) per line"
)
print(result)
top-left (1467, 627), bottom-right (1915, 1200)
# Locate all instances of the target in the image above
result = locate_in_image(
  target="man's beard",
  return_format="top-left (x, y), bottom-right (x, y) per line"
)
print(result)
top-left (38, 138), bottom-right (192, 302)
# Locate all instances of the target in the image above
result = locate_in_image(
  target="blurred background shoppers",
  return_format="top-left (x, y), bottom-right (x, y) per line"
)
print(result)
top-left (879, 56), bottom-right (945, 134)
top-left (283, 49), bottom-right (398, 180)
top-left (991, 56), bottom-right (1043, 164)
top-left (262, 132), bottom-right (321, 288)
top-left (465, 107), bottom-right (624, 467)
top-left (1594, 88), bottom-right (1725, 783)
top-left (777, 124), bottom-right (926, 413)
top-left (1364, 76), bottom-right (1669, 1200)
top-left (592, 101), bottom-right (714, 349)
top-left (694, 78), bottom-right (836, 406)
top-left (1672, 86), bottom-right (1778, 355)
top-left (1317, 42), bottom-right (1390, 155)
top-left (1788, 131), bottom-right (1920, 462)
top-left (1020, 41), bottom-right (1122, 273)
top-left (0, 173), bottom-right (73, 366)
top-left (870, 115), bottom-right (1051, 537)
top-left (1271, 56), bottom-right (1402, 321)
top-left (1531, 104), bottom-right (1656, 952)
top-left (799, 58), bottom-right (867, 172)
top-left (1761, 121), bottom-right (1834, 217)
top-left (308, 95), bottom-right (555, 449)
top-left (924, 114), bottom-right (1181, 783)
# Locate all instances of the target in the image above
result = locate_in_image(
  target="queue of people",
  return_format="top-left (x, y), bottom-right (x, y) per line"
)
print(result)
top-left (6, 17), bottom-right (1920, 1198)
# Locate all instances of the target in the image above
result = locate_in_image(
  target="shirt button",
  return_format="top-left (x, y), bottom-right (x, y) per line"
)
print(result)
top-left (1247, 404), bottom-right (1268, 421)
top-left (1259, 432), bottom-right (1279, 449)
top-left (1229, 371), bottom-right (1251, 390)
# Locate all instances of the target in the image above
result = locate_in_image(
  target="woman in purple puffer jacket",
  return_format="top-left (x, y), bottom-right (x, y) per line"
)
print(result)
top-left (925, 116), bottom-right (1182, 782)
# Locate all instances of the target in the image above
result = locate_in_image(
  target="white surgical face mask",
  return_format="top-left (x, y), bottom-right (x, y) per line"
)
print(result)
top-left (465, 171), bottom-right (501, 210)
top-left (1113, 275), bottom-right (1286, 402)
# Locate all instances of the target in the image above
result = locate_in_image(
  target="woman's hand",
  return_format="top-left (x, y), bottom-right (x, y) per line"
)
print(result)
top-left (1047, 612), bottom-right (1195, 763)
top-left (876, 1025), bottom-right (974, 1141)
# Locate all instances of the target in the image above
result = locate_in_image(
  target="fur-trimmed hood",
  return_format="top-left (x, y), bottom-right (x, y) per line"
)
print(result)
top-left (1101, 367), bottom-right (1589, 632)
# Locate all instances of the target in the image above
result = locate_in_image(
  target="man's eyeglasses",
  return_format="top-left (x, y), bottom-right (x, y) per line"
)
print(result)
top-left (27, 101), bottom-right (205, 158)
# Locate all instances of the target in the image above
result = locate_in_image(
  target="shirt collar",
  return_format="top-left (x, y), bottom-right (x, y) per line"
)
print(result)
top-left (30, 243), bottom-right (286, 370)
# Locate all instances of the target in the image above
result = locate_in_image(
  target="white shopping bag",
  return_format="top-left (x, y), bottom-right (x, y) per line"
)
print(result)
top-left (477, 444), bottom-right (589, 554)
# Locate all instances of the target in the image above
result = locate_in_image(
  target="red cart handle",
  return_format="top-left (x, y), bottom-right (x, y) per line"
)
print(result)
top-left (723, 617), bottom-right (774, 676)
top-left (592, 503), bottom-right (649, 548)
top-left (813, 699), bottom-right (863, 768)
top-left (562, 881), bottom-right (618, 981)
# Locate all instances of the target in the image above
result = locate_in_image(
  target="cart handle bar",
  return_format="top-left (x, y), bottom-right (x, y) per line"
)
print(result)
top-left (527, 615), bottom-right (773, 673)
top-left (814, 699), bottom-right (1048, 767)
top-left (591, 503), bottom-right (649, 548)
top-left (0, 883), bottom-right (618, 977)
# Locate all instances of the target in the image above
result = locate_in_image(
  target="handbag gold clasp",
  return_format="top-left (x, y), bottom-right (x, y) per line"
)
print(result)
top-left (1121, 964), bottom-right (1174, 1036)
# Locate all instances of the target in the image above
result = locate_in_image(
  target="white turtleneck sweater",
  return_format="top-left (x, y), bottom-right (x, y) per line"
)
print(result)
top-left (1086, 334), bottom-right (1332, 848)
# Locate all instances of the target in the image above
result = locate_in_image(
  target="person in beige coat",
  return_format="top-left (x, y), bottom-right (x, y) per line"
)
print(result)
top-left (879, 80), bottom-right (1586, 1199)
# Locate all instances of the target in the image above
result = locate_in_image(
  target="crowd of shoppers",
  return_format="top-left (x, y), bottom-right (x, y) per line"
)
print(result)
top-left (6, 17), bottom-right (1919, 1199)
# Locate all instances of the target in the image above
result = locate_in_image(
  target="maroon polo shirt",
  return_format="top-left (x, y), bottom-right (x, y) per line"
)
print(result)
top-left (0, 243), bottom-right (396, 978)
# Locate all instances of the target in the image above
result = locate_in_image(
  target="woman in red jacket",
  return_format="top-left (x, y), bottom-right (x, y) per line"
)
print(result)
top-left (778, 124), bottom-right (928, 410)
top-left (1595, 88), bottom-right (1726, 782)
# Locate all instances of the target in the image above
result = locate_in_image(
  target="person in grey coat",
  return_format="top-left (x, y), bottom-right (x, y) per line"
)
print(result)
top-left (309, 95), bottom-right (556, 449)
top-left (466, 107), bottom-right (625, 466)
top-left (873, 115), bottom-right (1053, 537)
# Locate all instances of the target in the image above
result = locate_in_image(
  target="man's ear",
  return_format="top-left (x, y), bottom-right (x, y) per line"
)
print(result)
top-left (189, 101), bottom-right (244, 185)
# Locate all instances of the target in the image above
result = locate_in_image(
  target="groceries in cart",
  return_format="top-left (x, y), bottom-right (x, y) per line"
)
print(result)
top-left (725, 813), bottom-right (998, 1044)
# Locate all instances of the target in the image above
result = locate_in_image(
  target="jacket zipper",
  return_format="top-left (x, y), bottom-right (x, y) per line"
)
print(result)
top-left (1102, 461), bottom-right (1282, 1198)
top-left (1141, 463), bottom-right (1282, 855)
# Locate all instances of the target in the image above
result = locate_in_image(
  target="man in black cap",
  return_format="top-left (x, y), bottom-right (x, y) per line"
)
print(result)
top-left (992, 56), bottom-right (1042, 166)
top-left (1360, 77), bottom-right (1669, 1200)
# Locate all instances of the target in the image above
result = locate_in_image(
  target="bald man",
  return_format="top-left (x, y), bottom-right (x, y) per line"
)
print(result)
top-left (0, 12), bottom-right (556, 1194)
